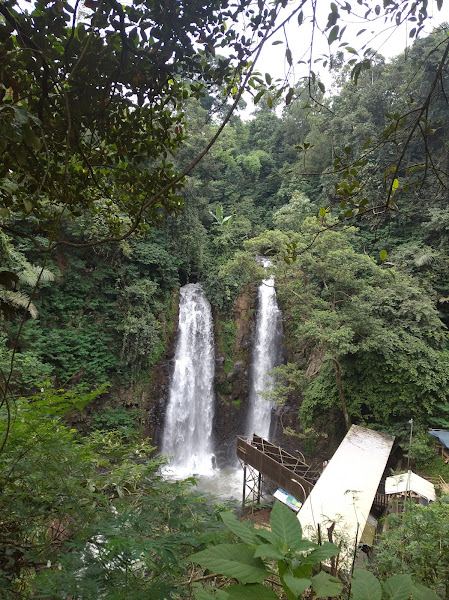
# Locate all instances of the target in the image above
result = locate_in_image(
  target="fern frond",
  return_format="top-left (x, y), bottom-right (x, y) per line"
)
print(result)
top-left (0, 290), bottom-right (38, 318)
top-left (19, 265), bottom-right (56, 286)
top-left (414, 252), bottom-right (436, 267)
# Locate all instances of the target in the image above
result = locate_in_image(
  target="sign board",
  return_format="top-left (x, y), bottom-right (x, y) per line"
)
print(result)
top-left (274, 488), bottom-right (302, 512)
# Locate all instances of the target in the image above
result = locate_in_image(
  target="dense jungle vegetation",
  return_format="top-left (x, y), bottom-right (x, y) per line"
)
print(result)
top-left (1, 0), bottom-right (449, 597)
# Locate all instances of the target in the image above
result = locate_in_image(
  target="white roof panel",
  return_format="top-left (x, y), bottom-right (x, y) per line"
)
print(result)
top-left (385, 471), bottom-right (436, 502)
top-left (297, 425), bottom-right (394, 568)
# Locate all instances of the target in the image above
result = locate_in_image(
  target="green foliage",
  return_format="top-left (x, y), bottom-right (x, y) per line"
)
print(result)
top-left (217, 320), bottom-right (238, 371)
top-left (273, 191), bottom-right (317, 233)
top-left (0, 0), bottom-right (270, 247)
top-left (209, 204), bottom-right (234, 227)
top-left (0, 332), bottom-right (54, 394)
top-left (118, 279), bottom-right (165, 381)
top-left (282, 425), bottom-right (328, 457)
top-left (413, 455), bottom-right (449, 481)
top-left (272, 224), bottom-right (449, 434)
top-left (190, 502), bottom-right (440, 600)
top-left (0, 229), bottom-right (179, 392)
top-left (191, 501), bottom-right (342, 599)
top-left (91, 406), bottom-right (138, 435)
top-left (263, 363), bottom-right (307, 407)
top-left (406, 430), bottom-right (437, 465)
top-left (0, 233), bottom-right (56, 320)
top-left (372, 500), bottom-right (449, 598)
top-left (204, 246), bottom-right (263, 313)
top-left (244, 229), bottom-right (298, 257)
top-left (351, 571), bottom-right (442, 600)
top-left (0, 391), bottom-right (228, 598)
top-left (216, 380), bottom-right (233, 396)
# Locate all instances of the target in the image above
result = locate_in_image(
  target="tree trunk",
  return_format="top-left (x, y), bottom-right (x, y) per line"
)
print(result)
top-left (332, 357), bottom-right (351, 431)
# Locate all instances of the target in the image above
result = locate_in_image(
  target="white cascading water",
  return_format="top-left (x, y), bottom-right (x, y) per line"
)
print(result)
top-left (247, 259), bottom-right (283, 440)
top-left (161, 283), bottom-right (216, 478)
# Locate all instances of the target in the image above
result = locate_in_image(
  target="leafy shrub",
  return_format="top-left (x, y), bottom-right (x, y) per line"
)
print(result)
top-left (91, 406), bottom-right (138, 434)
top-left (373, 500), bottom-right (449, 598)
top-left (0, 392), bottom-right (228, 599)
top-left (190, 501), bottom-right (441, 600)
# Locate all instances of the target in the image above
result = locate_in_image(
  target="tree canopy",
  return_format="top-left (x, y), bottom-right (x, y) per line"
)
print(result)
top-left (0, 0), bottom-right (281, 250)
top-left (1, 0), bottom-right (447, 253)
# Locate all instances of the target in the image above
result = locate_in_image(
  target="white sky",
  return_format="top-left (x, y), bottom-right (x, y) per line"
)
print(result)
top-left (238, 0), bottom-right (446, 116)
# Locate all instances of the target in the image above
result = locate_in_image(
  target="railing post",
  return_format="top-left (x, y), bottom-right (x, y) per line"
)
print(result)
top-left (242, 464), bottom-right (247, 509)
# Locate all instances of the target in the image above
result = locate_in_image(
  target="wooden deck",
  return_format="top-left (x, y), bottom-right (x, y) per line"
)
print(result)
top-left (237, 435), bottom-right (317, 503)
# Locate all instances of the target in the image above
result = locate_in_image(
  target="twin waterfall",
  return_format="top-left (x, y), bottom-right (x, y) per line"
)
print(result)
top-left (162, 265), bottom-right (283, 479)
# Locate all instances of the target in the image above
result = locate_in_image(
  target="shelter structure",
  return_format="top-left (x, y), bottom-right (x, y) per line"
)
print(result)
top-left (428, 429), bottom-right (449, 463)
top-left (236, 435), bottom-right (318, 506)
top-left (385, 471), bottom-right (436, 504)
top-left (297, 425), bottom-right (394, 569)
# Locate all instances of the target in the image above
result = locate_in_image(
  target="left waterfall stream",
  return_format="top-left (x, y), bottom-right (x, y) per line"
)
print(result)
top-left (161, 283), bottom-right (243, 498)
top-left (161, 283), bottom-right (216, 477)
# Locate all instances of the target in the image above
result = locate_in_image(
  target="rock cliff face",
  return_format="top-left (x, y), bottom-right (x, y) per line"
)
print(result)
top-left (213, 286), bottom-right (256, 465)
top-left (143, 358), bottom-right (172, 449)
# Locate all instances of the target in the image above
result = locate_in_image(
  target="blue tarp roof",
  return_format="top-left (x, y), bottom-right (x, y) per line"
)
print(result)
top-left (429, 429), bottom-right (449, 449)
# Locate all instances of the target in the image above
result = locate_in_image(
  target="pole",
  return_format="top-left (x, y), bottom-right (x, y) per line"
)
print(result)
top-left (407, 418), bottom-right (413, 472)
top-left (406, 418), bottom-right (413, 505)
top-left (242, 464), bottom-right (247, 509)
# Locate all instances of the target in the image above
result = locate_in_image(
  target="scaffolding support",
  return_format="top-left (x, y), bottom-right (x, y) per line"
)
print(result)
top-left (240, 459), bottom-right (270, 508)
top-left (237, 434), bottom-right (318, 509)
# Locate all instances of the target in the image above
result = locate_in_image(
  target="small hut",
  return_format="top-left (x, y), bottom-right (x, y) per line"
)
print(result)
top-left (428, 429), bottom-right (449, 463)
top-left (385, 471), bottom-right (436, 505)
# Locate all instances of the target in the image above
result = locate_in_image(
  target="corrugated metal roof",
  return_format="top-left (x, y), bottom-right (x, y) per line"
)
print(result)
top-left (429, 429), bottom-right (449, 449)
top-left (385, 471), bottom-right (436, 502)
top-left (297, 425), bottom-right (394, 569)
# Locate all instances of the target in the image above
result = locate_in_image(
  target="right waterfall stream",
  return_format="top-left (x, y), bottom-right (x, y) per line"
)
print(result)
top-left (247, 258), bottom-right (284, 441)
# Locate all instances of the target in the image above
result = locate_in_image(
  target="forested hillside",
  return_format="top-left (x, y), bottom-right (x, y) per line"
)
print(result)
top-left (1, 0), bottom-right (449, 596)
top-left (3, 26), bottom-right (449, 441)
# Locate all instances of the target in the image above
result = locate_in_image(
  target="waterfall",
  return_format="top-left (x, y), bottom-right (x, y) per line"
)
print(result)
top-left (162, 283), bottom-right (216, 477)
top-left (247, 260), bottom-right (283, 440)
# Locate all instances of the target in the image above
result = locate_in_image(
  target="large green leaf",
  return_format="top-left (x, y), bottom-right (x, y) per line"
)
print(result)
top-left (278, 562), bottom-right (296, 600)
top-left (194, 587), bottom-right (229, 600)
top-left (301, 542), bottom-right (340, 564)
top-left (328, 25), bottom-right (339, 44)
top-left (191, 544), bottom-right (269, 583)
top-left (311, 571), bottom-right (344, 598)
top-left (292, 563), bottom-right (313, 579)
top-left (225, 583), bottom-right (280, 599)
top-left (282, 573), bottom-right (311, 597)
top-left (270, 501), bottom-right (303, 551)
top-left (412, 584), bottom-right (442, 600)
top-left (220, 511), bottom-right (260, 546)
top-left (255, 528), bottom-right (279, 546)
top-left (254, 543), bottom-right (286, 561)
top-left (292, 539), bottom-right (318, 553)
top-left (383, 575), bottom-right (414, 600)
top-left (351, 569), bottom-right (382, 600)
